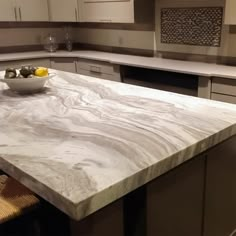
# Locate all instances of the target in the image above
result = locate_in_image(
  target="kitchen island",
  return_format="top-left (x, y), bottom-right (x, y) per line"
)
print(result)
top-left (0, 70), bottom-right (236, 236)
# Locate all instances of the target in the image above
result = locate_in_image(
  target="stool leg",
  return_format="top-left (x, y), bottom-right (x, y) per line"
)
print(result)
top-left (0, 212), bottom-right (42, 236)
top-left (32, 219), bottom-right (41, 236)
top-left (37, 201), bottom-right (70, 236)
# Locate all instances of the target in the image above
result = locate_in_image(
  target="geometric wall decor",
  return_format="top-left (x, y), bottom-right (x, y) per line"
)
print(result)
top-left (161, 7), bottom-right (223, 47)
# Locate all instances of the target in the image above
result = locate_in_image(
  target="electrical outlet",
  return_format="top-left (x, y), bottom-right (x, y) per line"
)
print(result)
top-left (36, 35), bottom-right (41, 44)
top-left (118, 36), bottom-right (123, 46)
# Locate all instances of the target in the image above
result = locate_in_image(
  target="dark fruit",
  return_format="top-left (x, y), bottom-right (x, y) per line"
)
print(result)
top-left (17, 74), bottom-right (24, 78)
top-left (20, 66), bottom-right (33, 78)
top-left (30, 67), bottom-right (37, 74)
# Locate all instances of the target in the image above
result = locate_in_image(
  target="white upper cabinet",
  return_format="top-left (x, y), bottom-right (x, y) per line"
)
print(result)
top-left (16, 0), bottom-right (49, 21)
top-left (0, 0), bottom-right (135, 23)
top-left (48, 0), bottom-right (79, 22)
top-left (0, 0), bottom-right (49, 22)
top-left (79, 0), bottom-right (134, 23)
top-left (0, 0), bottom-right (17, 21)
top-left (225, 0), bottom-right (236, 25)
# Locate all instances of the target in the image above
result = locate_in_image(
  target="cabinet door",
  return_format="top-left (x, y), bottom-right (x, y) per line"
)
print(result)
top-left (17, 0), bottom-right (49, 21)
top-left (51, 58), bottom-right (77, 73)
top-left (147, 155), bottom-right (205, 236)
top-left (48, 0), bottom-right (78, 22)
top-left (204, 136), bottom-right (236, 236)
top-left (79, 0), bottom-right (134, 23)
top-left (225, 0), bottom-right (236, 25)
top-left (71, 200), bottom-right (124, 236)
top-left (0, 0), bottom-right (16, 21)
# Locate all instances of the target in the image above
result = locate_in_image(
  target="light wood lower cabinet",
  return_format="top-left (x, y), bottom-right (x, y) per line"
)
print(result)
top-left (198, 76), bottom-right (211, 99)
top-left (77, 59), bottom-right (121, 82)
top-left (51, 58), bottom-right (77, 73)
top-left (212, 77), bottom-right (236, 97)
top-left (211, 77), bottom-right (236, 104)
top-left (147, 155), bottom-right (205, 236)
top-left (211, 93), bottom-right (236, 105)
top-left (204, 136), bottom-right (236, 236)
top-left (0, 59), bottom-right (51, 71)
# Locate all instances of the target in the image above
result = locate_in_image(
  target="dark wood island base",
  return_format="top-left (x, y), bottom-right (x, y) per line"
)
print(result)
top-left (64, 136), bottom-right (236, 236)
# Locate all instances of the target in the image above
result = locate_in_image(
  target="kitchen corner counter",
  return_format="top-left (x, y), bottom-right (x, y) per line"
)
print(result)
top-left (0, 50), bottom-right (236, 79)
top-left (0, 70), bottom-right (236, 221)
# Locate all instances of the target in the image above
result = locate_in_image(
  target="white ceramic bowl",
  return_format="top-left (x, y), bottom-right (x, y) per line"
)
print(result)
top-left (0, 74), bottom-right (54, 93)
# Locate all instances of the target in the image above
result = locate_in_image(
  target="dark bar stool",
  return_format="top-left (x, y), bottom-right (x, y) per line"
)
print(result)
top-left (0, 174), bottom-right (40, 235)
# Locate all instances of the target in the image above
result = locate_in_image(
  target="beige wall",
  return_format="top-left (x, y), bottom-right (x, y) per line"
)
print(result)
top-left (155, 0), bottom-right (236, 57)
top-left (0, 27), bottom-right (65, 48)
top-left (75, 28), bottom-right (155, 51)
top-left (0, 27), bottom-right (155, 52)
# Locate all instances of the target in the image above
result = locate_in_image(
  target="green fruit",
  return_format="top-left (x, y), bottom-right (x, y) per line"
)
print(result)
top-left (5, 71), bottom-right (17, 79)
top-left (5, 68), bottom-right (17, 78)
top-left (6, 68), bottom-right (16, 73)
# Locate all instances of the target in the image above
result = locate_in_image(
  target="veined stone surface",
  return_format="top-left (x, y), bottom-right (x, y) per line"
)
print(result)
top-left (0, 70), bottom-right (236, 220)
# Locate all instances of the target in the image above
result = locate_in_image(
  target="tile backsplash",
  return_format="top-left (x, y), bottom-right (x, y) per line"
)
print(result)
top-left (156, 0), bottom-right (236, 58)
top-left (161, 7), bottom-right (223, 47)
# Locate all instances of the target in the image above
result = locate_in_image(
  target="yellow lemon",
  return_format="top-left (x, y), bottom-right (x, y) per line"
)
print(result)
top-left (35, 67), bottom-right (49, 77)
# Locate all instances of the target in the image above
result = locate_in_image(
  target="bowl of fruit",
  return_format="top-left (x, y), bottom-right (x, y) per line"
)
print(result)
top-left (0, 66), bottom-right (54, 94)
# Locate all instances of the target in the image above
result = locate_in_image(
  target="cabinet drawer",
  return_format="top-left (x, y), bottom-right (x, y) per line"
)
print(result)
top-left (77, 59), bottom-right (114, 75)
top-left (211, 93), bottom-right (236, 104)
top-left (212, 78), bottom-right (236, 96)
top-left (51, 58), bottom-right (77, 73)
top-left (77, 68), bottom-right (121, 82)
top-left (0, 59), bottom-right (51, 71)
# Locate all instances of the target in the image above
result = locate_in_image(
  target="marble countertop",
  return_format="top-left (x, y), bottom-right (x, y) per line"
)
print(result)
top-left (0, 70), bottom-right (236, 221)
top-left (1, 50), bottom-right (236, 79)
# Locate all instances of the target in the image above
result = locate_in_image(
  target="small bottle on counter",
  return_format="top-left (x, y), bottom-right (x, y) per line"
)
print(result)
top-left (65, 38), bottom-right (73, 52)
top-left (64, 27), bottom-right (73, 52)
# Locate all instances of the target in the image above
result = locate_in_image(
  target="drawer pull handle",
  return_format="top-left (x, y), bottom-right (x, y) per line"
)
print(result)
top-left (90, 66), bottom-right (101, 74)
top-left (75, 8), bottom-right (78, 22)
top-left (100, 19), bottom-right (112, 22)
top-left (14, 7), bottom-right (17, 21)
top-left (19, 7), bottom-right (22, 21)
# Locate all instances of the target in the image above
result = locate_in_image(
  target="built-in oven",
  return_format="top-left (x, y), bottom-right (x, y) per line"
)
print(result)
top-left (120, 65), bottom-right (199, 97)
